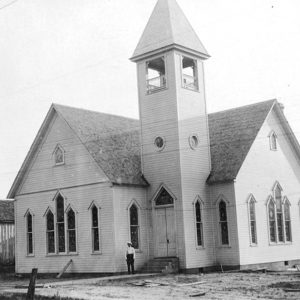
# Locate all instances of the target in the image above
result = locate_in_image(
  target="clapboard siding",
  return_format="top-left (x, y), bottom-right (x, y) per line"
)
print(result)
top-left (18, 113), bottom-right (108, 195)
top-left (0, 223), bottom-right (15, 264)
top-left (235, 109), bottom-right (300, 265)
top-left (15, 183), bottom-right (116, 273)
top-left (209, 183), bottom-right (240, 266)
top-left (112, 186), bottom-right (148, 272)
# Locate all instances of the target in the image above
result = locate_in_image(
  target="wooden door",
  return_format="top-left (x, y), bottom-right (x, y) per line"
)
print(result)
top-left (155, 207), bottom-right (176, 257)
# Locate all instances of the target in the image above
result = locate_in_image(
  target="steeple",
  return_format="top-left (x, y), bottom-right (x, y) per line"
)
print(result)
top-left (131, 0), bottom-right (209, 62)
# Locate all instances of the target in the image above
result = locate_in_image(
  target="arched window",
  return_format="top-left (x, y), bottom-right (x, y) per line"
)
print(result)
top-left (284, 199), bottom-right (292, 242)
top-left (129, 204), bottom-right (139, 249)
top-left (269, 131), bottom-right (277, 150)
top-left (274, 185), bottom-right (284, 242)
top-left (67, 208), bottom-right (76, 253)
top-left (155, 187), bottom-right (174, 206)
top-left (56, 194), bottom-right (65, 253)
top-left (91, 205), bottom-right (100, 252)
top-left (248, 196), bottom-right (257, 244)
top-left (54, 145), bottom-right (64, 165)
top-left (46, 210), bottom-right (55, 254)
top-left (268, 197), bottom-right (276, 242)
top-left (218, 200), bottom-right (229, 245)
top-left (195, 201), bottom-right (203, 246)
top-left (26, 212), bottom-right (33, 255)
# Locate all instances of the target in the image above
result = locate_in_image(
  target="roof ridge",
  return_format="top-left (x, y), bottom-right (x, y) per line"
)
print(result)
top-left (208, 99), bottom-right (276, 116)
top-left (53, 103), bottom-right (139, 122)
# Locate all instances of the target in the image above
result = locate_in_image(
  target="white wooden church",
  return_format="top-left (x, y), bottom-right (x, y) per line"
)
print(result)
top-left (9, 0), bottom-right (300, 274)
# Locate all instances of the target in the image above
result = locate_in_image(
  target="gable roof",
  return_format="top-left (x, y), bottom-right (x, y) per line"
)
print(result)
top-left (207, 99), bottom-right (276, 184)
top-left (131, 0), bottom-right (209, 61)
top-left (0, 200), bottom-right (14, 223)
top-left (54, 104), bottom-right (147, 187)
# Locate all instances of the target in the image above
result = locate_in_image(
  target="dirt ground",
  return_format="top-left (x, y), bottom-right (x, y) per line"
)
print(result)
top-left (2, 271), bottom-right (300, 299)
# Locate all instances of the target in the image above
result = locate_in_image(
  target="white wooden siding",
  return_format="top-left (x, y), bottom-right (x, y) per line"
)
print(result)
top-left (112, 186), bottom-right (148, 272)
top-left (15, 183), bottom-right (116, 273)
top-left (18, 113), bottom-right (108, 195)
top-left (235, 109), bottom-right (300, 265)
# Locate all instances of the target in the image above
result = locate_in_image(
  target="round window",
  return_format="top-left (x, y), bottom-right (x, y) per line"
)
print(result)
top-left (189, 135), bottom-right (199, 149)
top-left (154, 136), bottom-right (165, 151)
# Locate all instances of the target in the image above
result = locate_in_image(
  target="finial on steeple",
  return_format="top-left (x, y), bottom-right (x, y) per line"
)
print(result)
top-left (131, 0), bottom-right (209, 62)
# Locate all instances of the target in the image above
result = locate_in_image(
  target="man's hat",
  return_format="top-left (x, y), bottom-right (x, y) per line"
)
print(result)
top-left (127, 241), bottom-right (132, 245)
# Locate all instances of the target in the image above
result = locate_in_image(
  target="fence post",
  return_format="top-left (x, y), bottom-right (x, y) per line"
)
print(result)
top-left (26, 268), bottom-right (38, 300)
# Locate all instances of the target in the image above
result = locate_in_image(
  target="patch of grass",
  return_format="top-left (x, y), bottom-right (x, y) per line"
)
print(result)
top-left (269, 281), bottom-right (300, 289)
top-left (0, 293), bottom-right (85, 300)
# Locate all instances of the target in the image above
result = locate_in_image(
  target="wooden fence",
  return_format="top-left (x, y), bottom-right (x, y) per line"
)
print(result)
top-left (0, 223), bottom-right (15, 265)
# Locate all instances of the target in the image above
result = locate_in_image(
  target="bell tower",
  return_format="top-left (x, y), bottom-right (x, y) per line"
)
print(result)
top-left (131, 0), bottom-right (211, 269)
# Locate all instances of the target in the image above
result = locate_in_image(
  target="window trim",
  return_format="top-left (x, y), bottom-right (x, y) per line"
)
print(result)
top-left (145, 55), bottom-right (168, 95)
top-left (269, 131), bottom-right (278, 151)
top-left (216, 195), bottom-right (230, 247)
top-left (44, 207), bottom-right (56, 255)
top-left (181, 54), bottom-right (199, 92)
top-left (193, 196), bottom-right (204, 249)
top-left (247, 194), bottom-right (257, 246)
top-left (88, 201), bottom-right (102, 254)
top-left (127, 200), bottom-right (141, 251)
top-left (53, 144), bottom-right (65, 166)
top-left (24, 209), bottom-right (35, 257)
top-left (65, 205), bottom-right (78, 254)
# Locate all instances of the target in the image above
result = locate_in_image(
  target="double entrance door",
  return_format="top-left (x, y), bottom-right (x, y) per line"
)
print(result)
top-left (155, 206), bottom-right (176, 257)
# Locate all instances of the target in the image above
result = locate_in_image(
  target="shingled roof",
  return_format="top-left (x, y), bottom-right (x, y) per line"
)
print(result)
top-left (0, 200), bottom-right (14, 223)
top-left (54, 104), bottom-right (147, 186)
top-left (207, 99), bottom-right (275, 183)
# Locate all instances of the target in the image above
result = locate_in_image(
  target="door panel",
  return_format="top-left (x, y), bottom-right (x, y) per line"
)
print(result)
top-left (155, 207), bottom-right (176, 257)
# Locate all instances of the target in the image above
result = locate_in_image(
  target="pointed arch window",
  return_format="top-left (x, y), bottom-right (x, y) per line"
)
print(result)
top-left (129, 203), bottom-right (139, 249)
top-left (54, 145), bottom-right (65, 165)
top-left (155, 187), bottom-right (174, 206)
top-left (91, 205), bottom-right (100, 252)
top-left (218, 200), bottom-right (229, 245)
top-left (26, 211), bottom-right (34, 255)
top-left (195, 200), bottom-right (203, 246)
top-left (67, 208), bottom-right (76, 253)
top-left (267, 183), bottom-right (292, 243)
top-left (56, 194), bottom-right (65, 253)
top-left (283, 198), bottom-right (292, 242)
top-left (248, 196), bottom-right (257, 245)
top-left (269, 131), bottom-right (277, 151)
top-left (46, 209), bottom-right (55, 254)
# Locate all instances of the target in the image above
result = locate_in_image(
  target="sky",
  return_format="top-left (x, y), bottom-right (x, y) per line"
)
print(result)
top-left (0, 0), bottom-right (300, 199)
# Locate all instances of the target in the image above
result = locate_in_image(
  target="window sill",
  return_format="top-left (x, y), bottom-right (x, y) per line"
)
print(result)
top-left (91, 252), bottom-right (102, 255)
top-left (218, 245), bottom-right (231, 249)
top-left (26, 254), bottom-right (35, 257)
top-left (196, 246), bottom-right (205, 250)
top-left (182, 86), bottom-right (200, 93)
top-left (46, 253), bottom-right (79, 257)
top-left (269, 242), bottom-right (292, 246)
top-left (249, 243), bottom-right (258, 247)
top-left (146, 87), bottom-right (167, 95)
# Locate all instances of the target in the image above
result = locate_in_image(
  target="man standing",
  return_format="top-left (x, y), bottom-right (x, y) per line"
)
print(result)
top-left (125, 241), bottom-right (135, 274)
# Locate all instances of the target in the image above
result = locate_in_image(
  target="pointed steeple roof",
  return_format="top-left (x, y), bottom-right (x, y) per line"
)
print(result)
top-left (131, 0), bottom-right (209, 61)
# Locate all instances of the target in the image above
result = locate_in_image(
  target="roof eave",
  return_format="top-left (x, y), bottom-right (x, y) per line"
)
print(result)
top-left (130, 43), bottom-right (210, 62)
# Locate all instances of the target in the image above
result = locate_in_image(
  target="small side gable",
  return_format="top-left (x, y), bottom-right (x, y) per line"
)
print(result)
top-left (8, 105), bottom-right (110, 198)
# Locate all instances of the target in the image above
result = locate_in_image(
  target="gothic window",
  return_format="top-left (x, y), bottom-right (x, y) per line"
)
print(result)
top-left (195, 201), bottom-right (203, 246)
top-left (269, 132), bottom-right (277, 151)
top-left (218, 200), bottom-right (229, 245)
top-left (146, 56), bottom-right (166, 93)
top-left (54, 145), bottom-right (64, 165)
top-left (275, 185), bottom-right (284, 242)
top-left (155, 187), bottom-right (174, 206)
top-left (56, 194), bottom-right (65, 253)
top-left (267, 183), bottom-right (292, 244)
top-left (129, 204), bottom-right (139, 249)
top-left (268, 198), bottom-right (276, 242)
top-left (182, 56), bottom-right (198, 91)
top-left (284, 199), bottom-right (292, 242)
top-left (67, 208), bottom-right (76, 252)
top-left (91, 205), bottom-right (100, 252)
top-left (46, 210), bottom-right (55, 254)
top-left (248, 196), bottom-right (257, 244)
top-left (26, 212), bottom-right (33, 255)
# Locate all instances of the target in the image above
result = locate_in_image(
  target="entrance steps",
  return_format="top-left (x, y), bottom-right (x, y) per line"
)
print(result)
top-left (139, 257), bottom-right (179, 273)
